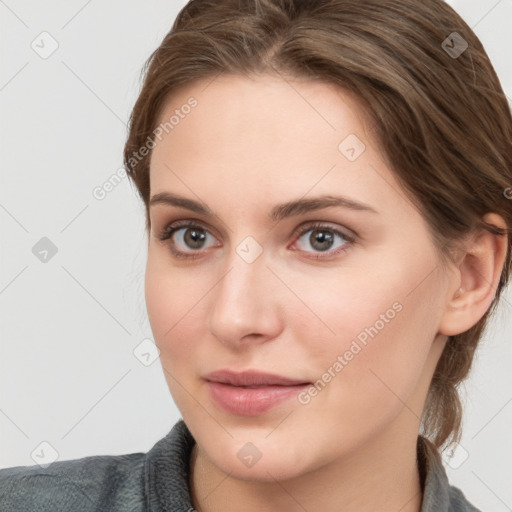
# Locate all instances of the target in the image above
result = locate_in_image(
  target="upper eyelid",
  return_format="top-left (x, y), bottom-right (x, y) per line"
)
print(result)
top-left (160, 218), bottom-right (221, 239)
top-left (295, 221), bottom-right (353, 237)
top-left (165, 219), bottom-right (354, 245)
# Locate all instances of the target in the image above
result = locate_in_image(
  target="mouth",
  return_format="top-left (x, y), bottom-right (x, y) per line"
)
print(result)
top-left (204, 369), bottom-right (311, 387)
top-left (203, 369), bottom-right (311, 416)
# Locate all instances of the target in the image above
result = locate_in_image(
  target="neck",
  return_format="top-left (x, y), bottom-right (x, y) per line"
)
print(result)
top-left (189, 423), bottom-right (423, 512)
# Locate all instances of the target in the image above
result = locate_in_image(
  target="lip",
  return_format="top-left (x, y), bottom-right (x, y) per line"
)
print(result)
top-left (204, 369), bottom-right (311, 416)
top-left (204, 369), bottom-right (310, 386)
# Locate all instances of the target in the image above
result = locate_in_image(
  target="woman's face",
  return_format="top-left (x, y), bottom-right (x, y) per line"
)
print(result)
top-left (145, 73), bottom-right (454, 480)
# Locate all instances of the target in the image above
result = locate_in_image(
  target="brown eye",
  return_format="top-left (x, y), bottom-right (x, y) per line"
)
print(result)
top-left (290, 222), bottom-right (355, 260)
top-left (308, 229), bottom-right (335, 251)
top-left (181, 227), bottom-right (208, 249)
top-left (158, 221), bottom-right (220, 257)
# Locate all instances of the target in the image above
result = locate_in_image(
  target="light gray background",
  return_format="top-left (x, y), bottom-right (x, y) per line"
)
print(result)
top-left (1, 1), bottom-right (511, 510)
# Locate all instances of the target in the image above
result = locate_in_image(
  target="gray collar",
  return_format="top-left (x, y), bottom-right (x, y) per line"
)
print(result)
top-left (145, 420), bottom-right (479, 512)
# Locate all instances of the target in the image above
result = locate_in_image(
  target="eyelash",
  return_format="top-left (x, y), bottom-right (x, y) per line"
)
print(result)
top-left (157, 220), bottom-right (356, 261)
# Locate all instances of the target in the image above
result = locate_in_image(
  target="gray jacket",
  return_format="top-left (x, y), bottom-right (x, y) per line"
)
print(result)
top-left (0, 419), bottom-right (481, 511)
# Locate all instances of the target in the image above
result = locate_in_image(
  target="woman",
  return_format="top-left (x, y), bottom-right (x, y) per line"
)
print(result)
top-left (1, 0), bottom-right (511, 510)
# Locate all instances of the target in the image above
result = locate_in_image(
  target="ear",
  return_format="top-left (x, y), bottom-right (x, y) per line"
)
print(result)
top-left (438, 213), bottom-right (508, 337)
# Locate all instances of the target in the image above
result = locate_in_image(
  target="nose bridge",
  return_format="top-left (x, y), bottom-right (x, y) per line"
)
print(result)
top-left (208, 247), bottom-right (280, 346)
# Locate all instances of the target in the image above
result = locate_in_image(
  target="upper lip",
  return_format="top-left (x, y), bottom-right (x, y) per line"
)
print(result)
top-left (204, 369), bottom-right (310, 387)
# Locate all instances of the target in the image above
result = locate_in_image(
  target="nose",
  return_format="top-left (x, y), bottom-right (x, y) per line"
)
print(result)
top-left (207, 252), bottom-right (283, 349)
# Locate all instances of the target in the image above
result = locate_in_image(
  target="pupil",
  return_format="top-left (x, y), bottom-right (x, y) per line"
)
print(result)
top-left (310, 230), bottom-right (333, 251)
top-left (185, 228), bottom-right (206, 249)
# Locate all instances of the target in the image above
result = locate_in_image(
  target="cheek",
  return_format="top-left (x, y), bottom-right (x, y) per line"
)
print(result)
top-left (145, 260), bottom-right (211, 415)
top-left (144, 257), bottom-right (206, 362)
top-left (305, 259), bottom-right (441, 422)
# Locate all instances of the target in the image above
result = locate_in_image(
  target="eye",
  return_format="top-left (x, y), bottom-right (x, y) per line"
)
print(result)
top-left (157, 220), bottom-right (220, 258)
top-left (290, 222), bottom-right (354, 259)
top-left (157, 219), bottom-right (355, 261)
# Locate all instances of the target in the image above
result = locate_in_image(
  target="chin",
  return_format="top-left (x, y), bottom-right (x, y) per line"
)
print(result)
top-left (215, 451), bottom-right (307, 483)
top-left (198, 430), bottom-right (317, 482)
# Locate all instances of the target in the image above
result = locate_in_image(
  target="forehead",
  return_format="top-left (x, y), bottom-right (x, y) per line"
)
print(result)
top-left (151, 74), bottom-right (368, 166)
top-left (153, 73), bottom-right (374, 145)
top-left (148, 73), bottom-right (410, 218)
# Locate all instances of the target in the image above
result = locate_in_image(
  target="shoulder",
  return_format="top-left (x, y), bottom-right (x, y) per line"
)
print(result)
top-left (418, 436), bottom-right (482, 512)
top-left (447, 485), bottom-right (482, 512)
top-left (0, 420), bottom-right (193, 512)
top-left (0, 451), bottom-right (146, 512)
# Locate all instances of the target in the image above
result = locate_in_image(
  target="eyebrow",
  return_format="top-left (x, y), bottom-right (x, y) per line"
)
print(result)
top-left (149, 192), bottom-right (378, 221)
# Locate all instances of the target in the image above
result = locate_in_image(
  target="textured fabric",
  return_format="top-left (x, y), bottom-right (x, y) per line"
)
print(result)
top-left (0, 419), bottom-right (481, 511)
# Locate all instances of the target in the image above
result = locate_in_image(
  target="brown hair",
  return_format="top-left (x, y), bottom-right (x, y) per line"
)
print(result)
top-left (123, 0), bottom-right (512, 451)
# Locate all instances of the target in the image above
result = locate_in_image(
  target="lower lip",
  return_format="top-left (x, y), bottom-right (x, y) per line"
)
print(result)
top-left (206, 381), bottom-right (309, 416)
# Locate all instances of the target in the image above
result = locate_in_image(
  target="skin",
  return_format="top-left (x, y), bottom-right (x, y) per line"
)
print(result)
top-left (144, 73), bottom-right (508, 512)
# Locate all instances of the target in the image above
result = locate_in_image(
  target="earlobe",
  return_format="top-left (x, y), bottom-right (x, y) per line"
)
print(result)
top-left (438, 213), bottom-right (508, 337)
